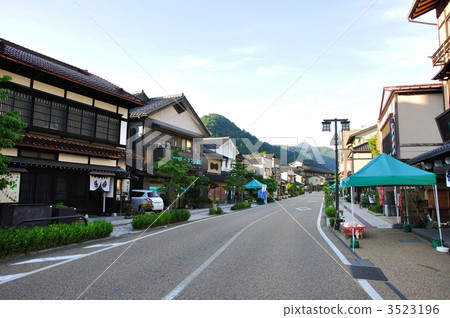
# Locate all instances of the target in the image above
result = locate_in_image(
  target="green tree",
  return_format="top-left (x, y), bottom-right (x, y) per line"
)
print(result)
top-left (154, 150), bottom-right (196, 209)
top-left (368, 135), bottom-right (380, 158)
top-left (0, 75), bottom-right (28, 191)
top-left (225, 161), bottom-right (250, 203)
top-left (263, 175), bottom-right (278, 196)
top-left (185, 175), bottom-right (211, 205)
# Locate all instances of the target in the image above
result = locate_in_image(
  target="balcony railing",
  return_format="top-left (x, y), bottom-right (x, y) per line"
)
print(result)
top-left (432, 36), bottom-right (450, 66)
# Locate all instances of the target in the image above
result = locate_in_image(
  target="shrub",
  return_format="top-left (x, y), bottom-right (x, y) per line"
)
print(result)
top-left (368, 204), bottom-right (382, 214)
top-left (230, 201), bottom-right (251, 210)
top-left (123, 203), bottom-right (138, 218)
top-left (324, 206), bottom-right (337, 218)
top-left (131, 209), bottom-right (191, 230)
top-left (209, 207), bottom-right (224, 215)
top-left (0, 220), bottom-right (113, 259)
top-left (329, 217), bottom-right (336, 228)
top-left (267, 196), bottom-right (275, 203)
top-left (256, 198), bottom-right (265, 205)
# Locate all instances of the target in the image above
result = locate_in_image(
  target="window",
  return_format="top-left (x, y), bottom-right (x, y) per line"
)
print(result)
top-left (96, 114), bottom-right (119, 142)
top-left (67, 106), bottom-right (82, 134)
top-left (82, 110), bottom-right (96, 138)
top-left (33, 97), bottom-right (52, 128)
top-left (0, 90), bottom-right (33, 124)
top-left (50, 101), bottom-right (67, 131)
top-left (2, 87), bottom-right (120, 143)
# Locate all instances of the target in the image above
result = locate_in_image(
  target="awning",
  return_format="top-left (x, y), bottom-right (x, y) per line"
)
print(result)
top-left (8, 157), bottom-right (121, 174)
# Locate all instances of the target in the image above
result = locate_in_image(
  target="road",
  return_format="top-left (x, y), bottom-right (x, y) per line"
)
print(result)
top-left (0, 193), bottom-right (372, 300)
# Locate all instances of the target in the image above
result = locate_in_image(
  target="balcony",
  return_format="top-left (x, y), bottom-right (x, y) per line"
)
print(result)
top-left (431, 36), bottom-right (450, 67)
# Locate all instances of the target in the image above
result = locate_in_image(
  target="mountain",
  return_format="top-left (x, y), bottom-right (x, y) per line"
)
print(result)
top-left (201, 113), bottom-right (336, 171)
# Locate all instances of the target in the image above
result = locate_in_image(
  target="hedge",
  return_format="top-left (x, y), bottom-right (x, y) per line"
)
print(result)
top-left (131, 209), bottom-right (191, 230)
top-left (230, 201), bottom-right (251, 210)
top-left (0, 220), bottom-right (113, 259)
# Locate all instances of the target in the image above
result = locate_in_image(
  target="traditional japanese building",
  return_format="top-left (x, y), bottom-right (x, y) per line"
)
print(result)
top-left (0, 38), bottom-right (144, 216)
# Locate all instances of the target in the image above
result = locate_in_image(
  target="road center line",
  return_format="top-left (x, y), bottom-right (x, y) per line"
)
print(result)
top-left (162, 209), bottom-right (283, 300)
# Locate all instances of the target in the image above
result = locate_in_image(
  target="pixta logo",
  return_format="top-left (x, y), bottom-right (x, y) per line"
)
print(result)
top-left (127, 130), bottom-right (326, 172)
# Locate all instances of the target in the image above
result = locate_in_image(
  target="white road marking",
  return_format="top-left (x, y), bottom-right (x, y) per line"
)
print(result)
top-left (0, 207), bottom-right (259, 286)
top-left (12, 254), bottom-right (85, 265)
top-left (162, 209), bottom-right (283, 300)
top-left (295, 207), bottom-right (312, 211)
top-left (316, 202), bottom-right (383, 300)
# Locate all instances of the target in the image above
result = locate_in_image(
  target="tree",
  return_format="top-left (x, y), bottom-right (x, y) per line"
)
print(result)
top-left (185, 175), bottom-right (211, 205)
top-left (368, 135), bottom-right (380, 158)
top-left (0, 75), bottom-right (28, 191)
top-left (154, 150), bottom-right (196, 209)
top-left (263, 175), bottom-right (278, 196)
top-left (224, 161), bottom-right (250, 203)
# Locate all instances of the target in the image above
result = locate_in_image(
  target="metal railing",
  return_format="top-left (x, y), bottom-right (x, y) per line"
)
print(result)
top-left (17, 215), bottom-right (88, 227)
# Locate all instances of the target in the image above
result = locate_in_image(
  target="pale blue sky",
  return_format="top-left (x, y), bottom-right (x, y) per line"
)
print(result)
top-left (1, 0), bottom-right (438, 147)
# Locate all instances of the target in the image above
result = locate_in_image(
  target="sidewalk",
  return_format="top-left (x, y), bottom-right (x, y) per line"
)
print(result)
top-left (339, 199), bottom-right (450, 244)
top-left (337, 199), bottom-right (450, 299)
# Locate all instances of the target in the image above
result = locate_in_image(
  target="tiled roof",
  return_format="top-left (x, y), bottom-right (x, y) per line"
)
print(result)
top-left (16, 133), bottom-right (126, 159)
top-left (0, 38), bottom-right (144, 105)
top-left (407, 142), bottom-right (450, 165)
top-left (130, 94), bottom-right (185, 118)
top-left (353, 142), bottom-right (371, 152)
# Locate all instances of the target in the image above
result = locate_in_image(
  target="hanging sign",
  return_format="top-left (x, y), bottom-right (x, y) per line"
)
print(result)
top-left (447, 168), bottom-right (450, 187)
top-left (90, 176), bottom-right (111, 192)
top-left (377, 186), bottom-right (384, 205)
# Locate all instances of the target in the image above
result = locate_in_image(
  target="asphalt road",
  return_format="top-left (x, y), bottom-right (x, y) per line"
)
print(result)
top-left (0, 193), bottom-right (372, 300)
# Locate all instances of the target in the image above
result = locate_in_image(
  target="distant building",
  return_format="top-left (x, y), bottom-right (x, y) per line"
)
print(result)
top-left (128, 92), bottom-right (210, 190)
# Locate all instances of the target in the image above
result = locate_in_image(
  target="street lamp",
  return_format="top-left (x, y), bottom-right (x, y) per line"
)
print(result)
top-left (322, 118), bottom-right (350, 219)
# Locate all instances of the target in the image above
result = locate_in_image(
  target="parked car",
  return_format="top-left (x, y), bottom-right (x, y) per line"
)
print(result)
top-left (131, 190), bottom-right (164, 213)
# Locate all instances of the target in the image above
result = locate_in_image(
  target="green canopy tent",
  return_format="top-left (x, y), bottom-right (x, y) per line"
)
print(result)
top-left (330, 183), bottom-right (343, 189)
top-left (245, 179), bottom-right (264, 189)
top-left (342, 153), bottom-right (445, 251)
top-left (342, 153), bottom-right (435, 187)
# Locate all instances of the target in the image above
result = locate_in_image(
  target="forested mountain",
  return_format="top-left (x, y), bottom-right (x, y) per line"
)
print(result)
top-left (201, 113), bottom-right (336, 172)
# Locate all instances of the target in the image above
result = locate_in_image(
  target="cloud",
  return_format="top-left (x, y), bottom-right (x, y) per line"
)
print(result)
top-left (231, 46), bottom-right (259, 55)
top-left (254, 64), bottom-right (291, 76)
top-left (178, 56), bottom-right (215, 70)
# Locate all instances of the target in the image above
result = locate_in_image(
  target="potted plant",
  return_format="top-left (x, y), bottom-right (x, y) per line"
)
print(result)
top-left (52, 202), bottom-right (77, 223)
top-left (212, 199), bottom-right (220, 210)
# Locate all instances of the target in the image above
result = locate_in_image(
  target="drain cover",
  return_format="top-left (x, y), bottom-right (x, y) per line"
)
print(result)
top-left (400, 239), bottom-right (420, 243)
top-left (348, 265), bottom-right (387, 281)
top-left (349, 258), bottom-right (374, 266)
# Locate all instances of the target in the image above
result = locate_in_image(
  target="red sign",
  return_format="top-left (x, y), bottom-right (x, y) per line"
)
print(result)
top-left (377, 186), bottom-right (384, 206)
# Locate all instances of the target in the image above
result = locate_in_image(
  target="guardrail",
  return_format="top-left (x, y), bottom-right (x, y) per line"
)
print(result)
top-left (17, 215), bottom-right (88, 227)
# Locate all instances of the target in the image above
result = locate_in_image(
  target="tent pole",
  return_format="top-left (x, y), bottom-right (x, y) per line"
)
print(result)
top-left (433, 184), bottom-right (444, 247)
top-left (351, 186), bottom-right (355, 250)
top-left (394, 186), bottom-right (400, 224)
top-left (405, 187), bottom-right (409, 224)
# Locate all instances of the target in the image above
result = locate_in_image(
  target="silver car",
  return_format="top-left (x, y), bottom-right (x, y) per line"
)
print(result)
top-left (131, 190), bottom-right (164, 213)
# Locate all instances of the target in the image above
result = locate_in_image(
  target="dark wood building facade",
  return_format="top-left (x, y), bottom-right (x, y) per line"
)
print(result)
top-left (0, 38), bottom-right (144, 216)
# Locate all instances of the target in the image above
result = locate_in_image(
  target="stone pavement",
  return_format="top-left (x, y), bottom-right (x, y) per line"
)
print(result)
top-left (337, 199), bottom-right (450, 300)
top-left (339, 199), bottom-right (450, 244)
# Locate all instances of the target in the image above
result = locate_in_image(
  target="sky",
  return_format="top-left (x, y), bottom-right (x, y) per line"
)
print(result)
top-left (1, 0), bottom-right (439, 148)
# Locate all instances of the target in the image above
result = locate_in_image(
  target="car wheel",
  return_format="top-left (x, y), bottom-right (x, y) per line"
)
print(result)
top-left (139, 205), bottom-right (146, 214)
